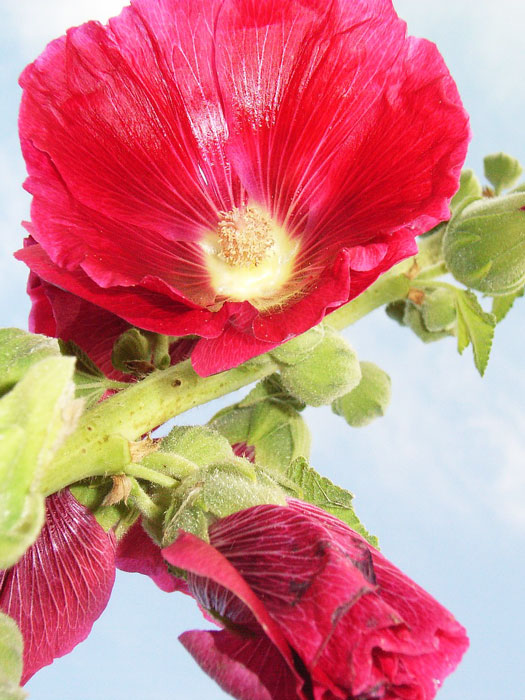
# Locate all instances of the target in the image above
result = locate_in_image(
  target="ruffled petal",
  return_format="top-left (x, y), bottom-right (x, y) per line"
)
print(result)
top-left (0, 491), bottom-right (116, 684)
top-left (16, 243), bottom-right (229, 338)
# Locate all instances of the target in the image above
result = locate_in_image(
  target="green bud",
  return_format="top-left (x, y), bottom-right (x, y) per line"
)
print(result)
top-left (451, 169), bottom-right (482, 212)
top-left (160, 426), bottom-right (235, 467)
top-left (421, 288), bottom-right (457, 332)
top-left (332, 361), bottom-right (391, 427)
top-left (0, 612), bottom-right (26, 699)
top-left (403, 302), bottom-right (452, 343)
top-left (0, 329), bottom-right (59, 397)
top-left (278, 327), bottom-right (361, 407)
top-left (385, 300), bottom-right (407, 326)
top-left (111, 328), bottom-right (152, 373)
top-left (444, 192), bottom-right (525, 295)
top-left (269, 324), bottom-right (325, 364)
top-left (484, 152), bottom-right (523, 194)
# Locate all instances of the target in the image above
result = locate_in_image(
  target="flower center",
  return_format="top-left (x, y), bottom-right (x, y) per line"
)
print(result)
top-left (201, 205), bottom-right (298, 308)
top-left (217, 207), bottom-right (275, 267)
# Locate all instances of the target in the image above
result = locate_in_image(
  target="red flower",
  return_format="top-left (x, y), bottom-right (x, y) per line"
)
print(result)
top-left (16, 0), bottom-right (469, 376)
top-left (0, 490), bottom-right (116, 684)
top-left (163, 500), bottom-right (468, 700)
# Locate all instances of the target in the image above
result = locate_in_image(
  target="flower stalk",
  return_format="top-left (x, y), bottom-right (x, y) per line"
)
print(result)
top-left (40, 229), bottom-right (445, 497)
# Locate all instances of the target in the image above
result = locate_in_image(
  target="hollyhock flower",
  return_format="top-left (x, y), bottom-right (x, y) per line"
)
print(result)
top-left (163, 499), bottom-right (468, 700)
top-left (16, 0), bottom-right (469, 376)
top-left (0, 490), bottom-right (116, 684)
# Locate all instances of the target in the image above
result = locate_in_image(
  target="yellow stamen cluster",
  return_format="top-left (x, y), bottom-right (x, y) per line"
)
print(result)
top-left (201, 204), bottom-right (298, 308)
top-left (217, 207), bottom-right (276, 267)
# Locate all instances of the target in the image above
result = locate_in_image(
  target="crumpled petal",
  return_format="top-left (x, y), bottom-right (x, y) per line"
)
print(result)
top-left (0, 490), bottom-right (116, 684)
top-left (164, 500), bottom-right (468, 699)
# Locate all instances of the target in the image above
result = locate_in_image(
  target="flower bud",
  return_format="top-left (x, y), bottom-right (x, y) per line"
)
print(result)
top-left (484, 152), bottom-right (523, 194)
top-left (444, 192), bottom-right (525, 295)
top-left (332, 361), bottom-right (391, 427)
top-left (278, 327), bottom-right (361, 407)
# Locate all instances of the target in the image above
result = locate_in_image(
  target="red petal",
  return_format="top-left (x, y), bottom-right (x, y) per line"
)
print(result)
top-left (116, 520), bottom-right (186, 594)
top-left (180, 629), bottom-right (300, 700)
top-left (202, 502), bottom-right (468, 698)
top-left (16, 244), bottom-right (229, 338)
top-left (0, 491), bottom-right (116, 684)
top-left (162, 533), bottom-right (298, 676)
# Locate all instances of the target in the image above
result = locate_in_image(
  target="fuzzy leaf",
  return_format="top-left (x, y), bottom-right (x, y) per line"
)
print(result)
top-left (491, 287), bottom-right (524, 323)
top-left (454, 290), bottom-right (496, 376)
top-left (0, 329), bottom-right (59, 397)
top-left (0, 356), bottom-right (81, 567)
top-left (286, 458), bottom-right (377, 546)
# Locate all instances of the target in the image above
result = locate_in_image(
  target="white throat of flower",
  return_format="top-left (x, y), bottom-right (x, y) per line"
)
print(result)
top-left (201, 205), bottom-right (298, 308)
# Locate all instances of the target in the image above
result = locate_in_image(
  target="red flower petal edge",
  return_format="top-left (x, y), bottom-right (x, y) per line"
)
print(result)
top-left (0, 490), bottom-right (116, 684)
top-left (17, 0), bottom-right (469, 376)
top-left (163, 500), bottom-right (469, 700)
top-left (116, 519), bottom-right (187, 594)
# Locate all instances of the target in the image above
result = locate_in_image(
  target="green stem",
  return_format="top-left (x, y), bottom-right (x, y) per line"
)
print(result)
top-left (128, 479), bottom-right (164, 521)
top-left (44, 354), bottom-right (278, 495)
top-left (327, 266), bottom-right (412, 330)
top-left (125, 464), bottom-right (178, 489)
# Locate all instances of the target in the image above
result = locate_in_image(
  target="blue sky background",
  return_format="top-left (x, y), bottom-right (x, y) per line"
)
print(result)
top-left (1, 1), bottom-right (524, 698)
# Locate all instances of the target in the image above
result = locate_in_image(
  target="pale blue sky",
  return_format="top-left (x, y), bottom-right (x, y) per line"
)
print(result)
top-left (1, 1), bottom-right (524, 698)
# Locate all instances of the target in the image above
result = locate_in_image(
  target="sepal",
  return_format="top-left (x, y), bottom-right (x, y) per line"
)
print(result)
top-left (209, 376), bottom-right (311, 472)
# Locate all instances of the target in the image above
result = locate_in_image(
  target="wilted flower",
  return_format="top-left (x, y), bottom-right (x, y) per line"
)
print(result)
top-left (0, 490), bottom-right (116, 683)
top-left (16, 0), bottom-right (469, 375)
top-left (164, 499), bottom-right (469, 700)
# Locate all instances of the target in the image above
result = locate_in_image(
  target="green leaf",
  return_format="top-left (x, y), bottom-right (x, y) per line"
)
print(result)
top-left (0, 329), bottom-right (59, 397)
top-left (450, 169), bottom-right (482, 212)
top-left (0, 612), bottom-right (26, 699)
top-left (491, 287), bottom-right (524, 323)
top-left (484, 152), bottom-right (523, 194)
top-left (454, 290), bottom-right (496, 376)
top-left (0, 355), bottom-right (82, 567)
top-left (286, 457), bottom-right (378, 547)
top-left (59, 339), bottom-right (104, 378)
top-left (332, 362), bottom-right (391, 428)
